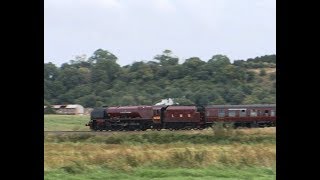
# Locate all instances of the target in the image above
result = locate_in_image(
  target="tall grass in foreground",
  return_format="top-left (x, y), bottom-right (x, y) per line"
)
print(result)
top-left (45, 128), bottom-right (275, 145)
top-left (45, 143), bottom-right (275, 171)
top-left (44, 124), bottom-right (276, 179)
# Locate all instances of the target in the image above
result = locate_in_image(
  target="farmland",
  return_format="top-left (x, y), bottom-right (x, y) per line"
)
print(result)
top-left (44, 115), bottom-right (89, 131)
top-left (44, 115), bottom-right (276, 180)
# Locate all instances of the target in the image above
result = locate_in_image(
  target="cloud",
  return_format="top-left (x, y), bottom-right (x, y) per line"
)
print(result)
top-left (152, 0), bottom-right (176, 13)
top-left (45, 0), bottom-right (276, 66)
top-left (45, 0), bottom-right (123, 10)
top-left (95, 0), bottom-right (122, 9)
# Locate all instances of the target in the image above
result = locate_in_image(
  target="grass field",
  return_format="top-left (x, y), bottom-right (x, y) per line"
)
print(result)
top-left (44, 115), bottom-right (90, 131)
top-left (44, 115), bottom-right (276, 179)
top-left (45, 166), bottom-right (275, 180)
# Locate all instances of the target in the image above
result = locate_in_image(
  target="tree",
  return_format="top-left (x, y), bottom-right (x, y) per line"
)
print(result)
top-left (154, 50), bottom-right (179, 66)
top-left (44, 49), bottom-right (276, 107)
top-left (259, 69), bottom-right (267, 76)
top-left (75, 94), bottom-right (100, 108)
top-left (90, 49), bottom-right (121, 83)
top-left (164, 87), bottom-right (183, 98)
top-left (208, 55), bottom-right (231, 66)
top-left (174, 98), bottom-right (194, 105)
top-left (44, 62), bottom-right (59, 80)
top-left (209, 95), bottom-right (226, 105)
top-left (269, 73), bottom-right (276, 80)
top-left (57, 67), bottom-right (83, 90)
top-left (223, 88), bottom-right (245, 104)
top-left (44, 103), bottom-right (56, 114)
top-left (88, 49), bottom-right (117, 63)
top-left (182, 57), bottom-right (207, 79)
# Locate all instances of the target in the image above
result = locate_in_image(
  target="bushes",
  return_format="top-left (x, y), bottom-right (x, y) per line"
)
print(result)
top-left (44, 130), bottom-right (275, 145)
top-left (44, 105), bottom-right (56, 114)
top-left (171, 149), bottom-right (208, 167)
top-left (46, 144), bottom-right (275, 173)
top-left (259, 69), bottom-right (267, 76)
top-left (61, 161), bottom-right (86, 174)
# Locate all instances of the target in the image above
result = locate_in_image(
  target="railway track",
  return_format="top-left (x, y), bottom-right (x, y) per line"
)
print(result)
top-left (44, 127), bottom-right (267, 134)
top-left (44, 129), bottom-right (214, 134)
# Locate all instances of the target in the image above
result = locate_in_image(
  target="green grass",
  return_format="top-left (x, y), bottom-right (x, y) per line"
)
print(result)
top-left (44, 115), bottom-right (276, 180)
top-left (44, 115), bottom-right (90, 131)
top-left (45, 166), bottom-right (275, 180)
top-left (45, 130), bottom-right (275, 145)
top-left (45, 142), bottom-right (275, 171)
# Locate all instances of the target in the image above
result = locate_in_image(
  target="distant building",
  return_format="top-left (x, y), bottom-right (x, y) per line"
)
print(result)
top-left (44, 104), bottom-right (84, 115)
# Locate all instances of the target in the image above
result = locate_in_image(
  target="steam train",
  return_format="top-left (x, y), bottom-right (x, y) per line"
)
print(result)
top-left (85, 104), bottom-right (276, 131)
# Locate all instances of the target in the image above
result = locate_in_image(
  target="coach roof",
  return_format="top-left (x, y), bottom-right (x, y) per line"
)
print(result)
top-left (206, 104), bottom-right (276, 108)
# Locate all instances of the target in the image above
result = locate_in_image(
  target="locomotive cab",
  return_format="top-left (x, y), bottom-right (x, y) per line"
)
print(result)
top-left (90, 107), bottom-right (108, 120)
top-left (86, 107), bottom-right (108, 130)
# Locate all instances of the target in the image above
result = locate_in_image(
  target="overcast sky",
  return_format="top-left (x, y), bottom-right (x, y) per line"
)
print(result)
top-left (44, 0), bottom-right (276, 67)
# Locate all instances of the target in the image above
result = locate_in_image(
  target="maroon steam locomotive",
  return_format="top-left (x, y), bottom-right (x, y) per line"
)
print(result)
top-left (86, 104), bottom-right (276, 131)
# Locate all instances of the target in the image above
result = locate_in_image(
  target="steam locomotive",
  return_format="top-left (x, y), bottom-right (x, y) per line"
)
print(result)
top-left (86, 104), bottom-right (276, 131)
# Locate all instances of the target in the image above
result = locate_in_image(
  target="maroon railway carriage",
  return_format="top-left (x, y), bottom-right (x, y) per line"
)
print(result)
top-left (161, 106), bottom-right (205, 130)
top-left (205, 104), bottom-right (276, 127)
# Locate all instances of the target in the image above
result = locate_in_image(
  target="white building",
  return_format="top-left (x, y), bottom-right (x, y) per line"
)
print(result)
top-left (44, 104), bottom-right (84, 115)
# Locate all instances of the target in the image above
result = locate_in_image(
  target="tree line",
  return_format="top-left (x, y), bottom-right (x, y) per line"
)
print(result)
top-left (44, 49), bottom-right (276, 108)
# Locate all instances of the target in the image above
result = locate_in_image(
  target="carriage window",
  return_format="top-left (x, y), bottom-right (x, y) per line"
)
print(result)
top-left (250, 109), bottom-right (257, 117)
top-left (271, 110), bottom-right (276, 116)
top-left (188, 114), bottom-right (191, 117)
top-left (240, 110), bottom-right (246, 117)
top-left (265, 110), bottom-right (269, 116)
top-left (171, 114), bottom-right (174, 117)
top-left (228, 110), bottom-right (236, 117)
top-left (218, 109), bottom-right (225, 117)
top-left (180, 114), bottom-right (183, 117)
top-left (206, 111), bottom-right (210, 116)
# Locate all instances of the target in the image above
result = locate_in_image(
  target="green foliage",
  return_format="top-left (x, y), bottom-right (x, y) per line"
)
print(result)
top-left (154, 50), bottom-right (179, 66)
top-left (44, 103), bottom-right (56, 114)
top-left (45, 131), bottom-right (276, 145)
top-left (234, 55), bottom-right (276, 68)
top-left (60, 161), bottom-right (86, 174)
top-left (174, 97), bottom-right (194, 105)
top-left (44, 49), bottom-right (276, 107)
top-left (259, 69), bottom-right (267, 76)
top-left (269, 73), bottom-right (276, 80)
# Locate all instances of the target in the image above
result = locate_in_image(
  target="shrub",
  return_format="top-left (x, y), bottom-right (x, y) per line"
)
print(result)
top-left (259, 69), bottom-right (267, 76)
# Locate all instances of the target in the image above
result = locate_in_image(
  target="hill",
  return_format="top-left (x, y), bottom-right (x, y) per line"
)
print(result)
top-left (44, 49), bottom-right (276, 107)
